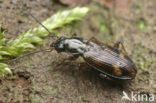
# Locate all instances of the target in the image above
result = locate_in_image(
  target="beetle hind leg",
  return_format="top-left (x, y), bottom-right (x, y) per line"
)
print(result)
top-left (99, 73), bottom-right (112, 80)
top-left (114, 41), bottom-right (128, 55)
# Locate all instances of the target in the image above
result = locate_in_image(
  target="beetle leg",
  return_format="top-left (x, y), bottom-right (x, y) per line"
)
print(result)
top-left (57, 55), bottom-right (79, 66)
top-left (99, 73), bottom-right (112, 80)
top-left (78, 63), bottom-right (88, 76)
top-left (71, 33), bottom-right (77, 37)
top-left (78, 62), bottom-right (88, 68)
top-left (78, 63), bottom-right (88, 83)
top-left (114, 41), bottom-right (128, 55)
top-left (87, 37), bottom-right (97, 43)
top-left (46, 48), bottom-right (54, 52)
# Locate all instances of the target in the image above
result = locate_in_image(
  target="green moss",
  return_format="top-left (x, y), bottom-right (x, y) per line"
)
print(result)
top-left (0, 7), bottom-right (89, 77)
top-left (137, 18), bottom-right (148, 31)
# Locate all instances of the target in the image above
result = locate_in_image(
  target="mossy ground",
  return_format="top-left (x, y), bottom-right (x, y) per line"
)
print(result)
top-left (0, 0), bottom-right (156, 103)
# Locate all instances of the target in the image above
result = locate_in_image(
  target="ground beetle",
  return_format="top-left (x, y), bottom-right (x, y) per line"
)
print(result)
top-left (12, 3), bottom-right (137, 80)
top-left (49, 36), bottom-right (137, 80)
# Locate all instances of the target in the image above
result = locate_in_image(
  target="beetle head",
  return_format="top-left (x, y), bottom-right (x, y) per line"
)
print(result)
top-left (50, 36), bottom-right (66, 52)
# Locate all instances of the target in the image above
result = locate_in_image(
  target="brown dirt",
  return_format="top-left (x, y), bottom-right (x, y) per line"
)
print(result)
top-left (0, 0), bottom-right (156, 103)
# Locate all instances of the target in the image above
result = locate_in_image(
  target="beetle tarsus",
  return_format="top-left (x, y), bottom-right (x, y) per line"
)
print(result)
top-left (114, 41), bottom-right (128, 55)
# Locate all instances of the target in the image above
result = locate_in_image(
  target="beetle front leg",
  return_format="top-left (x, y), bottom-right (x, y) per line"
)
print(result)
top-left (57, 55), bottom-right (79, 66)
top-left (114, 41), bottom-right (128, 55)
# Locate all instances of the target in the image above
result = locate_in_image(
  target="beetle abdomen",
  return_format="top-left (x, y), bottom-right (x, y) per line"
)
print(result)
top-left (83, 42), bottom-right (137, 80)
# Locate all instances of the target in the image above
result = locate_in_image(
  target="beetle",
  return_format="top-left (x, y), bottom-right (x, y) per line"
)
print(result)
top-left (49, 36), bottom-right (137, 80)
top-left (11, 3), bottom-right (137, 80)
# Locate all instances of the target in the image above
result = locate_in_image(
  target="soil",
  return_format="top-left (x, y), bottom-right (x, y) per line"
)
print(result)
top-left (0, 0), bottom-right (156, 103)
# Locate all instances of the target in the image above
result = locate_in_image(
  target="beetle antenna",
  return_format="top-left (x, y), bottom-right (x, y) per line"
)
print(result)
top-left (11, 0), bottom-right (55, 38)
top-left (24, 8), bottom-right (54, 37)
top-left (8, 48), bottom-right (53, 64)
top-left (8, 1), bottom-right (56, 63)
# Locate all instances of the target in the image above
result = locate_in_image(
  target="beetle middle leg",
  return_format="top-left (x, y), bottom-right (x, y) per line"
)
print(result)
top-left (57, 55), bottom-right (79, 66)
top-left (114, 41), bottom-right (128, 55)
top-left (77, 63), bottom-right (89, 84)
